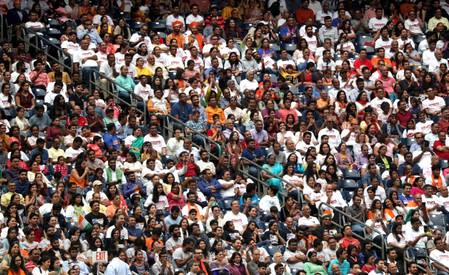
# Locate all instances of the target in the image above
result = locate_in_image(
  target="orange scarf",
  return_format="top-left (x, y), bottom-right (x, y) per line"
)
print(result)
top-left (384, 208), bottom-right (395, 221)
top-left (431, 174), bottom-right (443, 190)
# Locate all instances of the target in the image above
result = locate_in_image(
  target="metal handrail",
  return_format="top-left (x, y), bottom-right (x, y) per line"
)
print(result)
top-left (161, 114), bottom-right (222, 161)
top-left (20, 27), bottom-right (150, 125)
top-left (20, 27), bottom-right (72, 73)
top-left (87, 78), bottom-right (147, 126)
top-left (21, 28), bottom-right (138, 100)
top-left (160, 114), bottom-right (286, 203)
top-left (162, 113), bottom-right (304, 205)
top-left (318, 201), bottom-right (386, 258)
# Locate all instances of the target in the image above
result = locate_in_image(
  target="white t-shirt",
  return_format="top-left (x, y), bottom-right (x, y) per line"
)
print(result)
top-left (297, 215), bottom-right (320, 227)
top-left (64, 147), bottom-right (85, 160)
top-left (368, 17), bottom-right (388, 32)
top-left (422, 96), bottom-right (445, 114)
top-left (61, 40), bottom-right (80, 57)
top-left (185, 14), bottom-right (204, 25)
top-left (404, 225), bottom-right (427, 249)
top-left (415, 120), bottom-right (433, 135)
top-left (374, 38), bottom-right (392, 50)
top-left (73, 49), bottom-right (98, 68)
top-left (223, 211), bottom-right (248, 233)
top-left (143, 134), bottom-right (166, 153)
top-left (404, 19), bottom-right (423, 34)
top-left (173, 247), bottom-right (193, 270)
top-left (239, 79), bottom-right (258, 92)
top-left (259, 195), bottom-right (281, 212)
top-left (430, 249), bottom-right (449, 267)
top-left (316, 57), bottom-right (336, 71)
top-left (303, 35), bottom-right (318, 53)
top-left (134, 83), bottom-right (154, 101)
top-left (283, 249), bottom-right (304, 271)
top-left (32, 267), bottom-right (49, 275)
top-left (219, 179), bottom-right (235, 198)
top-left (25, 21), bottom-right (45, 30)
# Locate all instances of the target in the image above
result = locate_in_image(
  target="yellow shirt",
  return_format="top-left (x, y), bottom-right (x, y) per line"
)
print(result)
top-left (48, 147), bottom-right (65, 163)
top-left (135, 66), bottom-right (153, 78)
top-left (48, 72), bottom-right (72, 84)
top-left (0, 192), bottom-right (24, 207)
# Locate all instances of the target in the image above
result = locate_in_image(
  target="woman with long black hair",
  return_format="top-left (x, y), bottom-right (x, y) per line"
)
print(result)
top-left (68, 156), bottom-right (89, 189)
top-left (7, 255), bottom-right (27, 275)
top-left (144, 183), bottom-right (169, 212)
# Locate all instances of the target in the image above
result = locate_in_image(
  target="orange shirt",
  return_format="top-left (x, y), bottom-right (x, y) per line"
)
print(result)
top-left (187, 33), bottom-right (205, 51)
top-left (166, 33), bottom-right (186, 49)
top-left (205, 106), bottom-right (225, 124)
top-left (145, 237), bottom-right (164, 251)
top-left (371, 56), bottom-right (392, 68)
top-left (69, 169), bottom-right (88, 188)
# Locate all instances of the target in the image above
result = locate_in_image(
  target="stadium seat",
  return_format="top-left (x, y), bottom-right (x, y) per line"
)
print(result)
top-left (149, 22), bottom-right (166, 32)
top-left (341, 179), bottom-right (358, 190)
top-left (130, 21), bottom-right (144, 32)
top-left (430, 213), bottom-right (447, 232)
top-left (33, 88), bottom-right (46, 100)
top-left (157, 31), bottom-right (167, 39)
top-left (46, 28), bottom-right (62, 38)
top-left (357, 34), bottom-right (375, 54)
top-left (48, 37), bottom-right (61, 46)
top-left (243, 23), bottom-right (256, 32)
top-left (283, 43), bottom-right (297, 54)
top-left (269, 43), bottom-right (280, 53)
top-left (344, 169), bottom-right (361, 180)
top-left (48, 18), bottom-right (60, 29)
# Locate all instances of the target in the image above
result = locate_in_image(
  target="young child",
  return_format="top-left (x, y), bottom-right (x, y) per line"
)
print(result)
top-left (53, 156), bottom-right (69, 180)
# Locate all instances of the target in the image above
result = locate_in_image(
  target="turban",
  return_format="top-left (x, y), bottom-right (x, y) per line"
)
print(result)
top-left (189, 22), bottom-right (200, 29)
top-left (172, 21), bottom-right (183, 28)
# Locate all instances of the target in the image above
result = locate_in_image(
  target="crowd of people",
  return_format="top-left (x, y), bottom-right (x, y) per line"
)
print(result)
top-left (3, 0), bottom-right (449, 275)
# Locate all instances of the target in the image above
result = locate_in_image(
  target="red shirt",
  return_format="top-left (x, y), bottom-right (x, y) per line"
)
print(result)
top-left (340, 237), bottom-right (361, 252)
top-left (433, 139), bottom-right (449, 160)
top-left (439, 118), bottom-right (449, 133)
top-left (295, 8), bottom-right (314, 24)
top-left (396, 111), bottom-right (412, 128)
top-left (354, 58), bottom-right (373, 72)
top-left (30, 225), bottom-right (43, 242)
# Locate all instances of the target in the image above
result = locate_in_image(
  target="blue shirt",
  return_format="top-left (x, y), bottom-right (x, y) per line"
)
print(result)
top-left (103, 133), bottom-right (121, 151)
top-left (197, 177), bottom-right (223, 200)
top-left (126, 226), bottom-right (143, 238)
top-left (30, 148), bottom-right (49, 164)
top-left (15, 180), bottom-right (30, 196)
top-left (242, 147), bottom-right (265, 162)
top-left (171, 102), bottom-right (193, 123)
top-left (77, 28), bottom-right (102, 45)
top-left (279, 25), bottom-right (298, 44)
top-left (123, 180), bottom-right (146, 198)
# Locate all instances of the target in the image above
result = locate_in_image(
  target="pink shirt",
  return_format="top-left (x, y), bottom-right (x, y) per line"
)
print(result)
top-left (29, 70), bottom-right (49, 87)
top-left (378, 75), bottom-right (396, 94)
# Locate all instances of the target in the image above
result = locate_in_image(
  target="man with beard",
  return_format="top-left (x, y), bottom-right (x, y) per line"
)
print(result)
top-left (166, 224), bottom-right (183, 253)
top-left (85, 200), bottom-right (108, 230)
top-left (407, 262), bottom-right (426, 275)
top-left (164, 206), bottom-right (182, 229)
